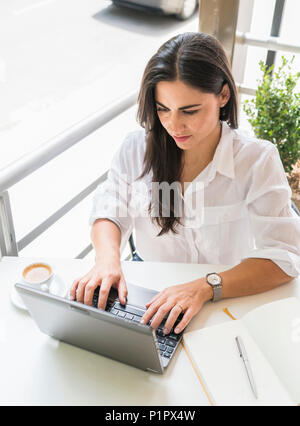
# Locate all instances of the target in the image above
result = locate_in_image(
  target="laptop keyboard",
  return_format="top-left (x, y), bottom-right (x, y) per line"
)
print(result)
top-left (91, 287), bottom-right (182, 360)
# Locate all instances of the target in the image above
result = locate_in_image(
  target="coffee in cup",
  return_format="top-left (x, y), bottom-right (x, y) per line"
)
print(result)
top-left (22, 262), bottom-right (53, 291)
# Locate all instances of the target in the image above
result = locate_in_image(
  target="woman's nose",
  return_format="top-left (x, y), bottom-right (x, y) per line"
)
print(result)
top-left (168, 114), bottom-right (186, 134)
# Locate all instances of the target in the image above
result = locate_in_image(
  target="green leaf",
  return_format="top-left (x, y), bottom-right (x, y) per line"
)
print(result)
top-left (242, 56), bottom-right (300, 173)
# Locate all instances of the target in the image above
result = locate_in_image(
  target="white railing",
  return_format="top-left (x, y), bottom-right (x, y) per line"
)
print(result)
top-left (234, 32), bottom-right (300, 96)
top-left (0, 89), bottom-right (138, 258)
top-left (236, 32), bottom-right (300, 55)
top-left (1, 2), bottom-right (300, 259)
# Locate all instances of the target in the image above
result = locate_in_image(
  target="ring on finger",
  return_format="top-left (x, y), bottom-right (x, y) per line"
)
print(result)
top-left (177, 303), bottom-right (184, 312)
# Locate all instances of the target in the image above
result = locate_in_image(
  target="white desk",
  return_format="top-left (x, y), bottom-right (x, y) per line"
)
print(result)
top-left (0, 256), bottom-right (299, 406)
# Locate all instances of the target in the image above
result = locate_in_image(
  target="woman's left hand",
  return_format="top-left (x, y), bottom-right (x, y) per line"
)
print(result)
top-left (140, 278), bottom-right (213, 335)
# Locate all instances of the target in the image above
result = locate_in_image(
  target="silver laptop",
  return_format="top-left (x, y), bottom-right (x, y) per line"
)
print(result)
top-left (15, 281), bottom-right (184, 374)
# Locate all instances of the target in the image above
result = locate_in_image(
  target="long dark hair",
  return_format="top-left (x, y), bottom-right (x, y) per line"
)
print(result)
top-left (136, 32), bottom-right (238, 236)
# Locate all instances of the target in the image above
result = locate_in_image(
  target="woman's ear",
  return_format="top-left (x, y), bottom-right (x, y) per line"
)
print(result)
top-left (219, 83), bottom-right (231, 108)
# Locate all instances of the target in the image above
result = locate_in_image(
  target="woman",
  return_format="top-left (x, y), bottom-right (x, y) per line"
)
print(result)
top-left (70, 32), bottom-right (300, 336)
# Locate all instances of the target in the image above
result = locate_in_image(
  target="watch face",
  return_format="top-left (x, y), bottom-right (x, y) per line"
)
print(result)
top-left (208, 273), bottom-right (221, 286)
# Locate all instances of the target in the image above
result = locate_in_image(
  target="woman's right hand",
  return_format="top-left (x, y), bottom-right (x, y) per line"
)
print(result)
top-left (69, 255), bottom-right (127, 309)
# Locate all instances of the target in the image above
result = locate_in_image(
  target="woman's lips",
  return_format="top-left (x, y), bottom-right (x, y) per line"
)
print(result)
top-left (173, 135), bottom-right (191, 143)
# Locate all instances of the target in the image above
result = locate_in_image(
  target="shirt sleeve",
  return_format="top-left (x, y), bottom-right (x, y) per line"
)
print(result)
top-left (89, 134), bottom-right (134, 256)
top-left (242, 143), bottom-right (300, 277)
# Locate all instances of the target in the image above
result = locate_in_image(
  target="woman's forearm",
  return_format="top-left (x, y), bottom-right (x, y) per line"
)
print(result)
top-left (215, 258), bottom-right (293, 301)
top-left (91, 219), bottom-right (121, 263)
top-left (140, 257), bottom-right (295, 334)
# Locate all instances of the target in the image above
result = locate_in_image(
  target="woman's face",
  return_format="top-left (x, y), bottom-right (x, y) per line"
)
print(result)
top-left (155, 79), bottom-right (230, 152)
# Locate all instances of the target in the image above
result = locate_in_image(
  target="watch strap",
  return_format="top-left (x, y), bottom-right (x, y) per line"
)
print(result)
top-left (206, 272), bottom-right (223, 303)
top-left (211, 283), bottom-right (222, 302)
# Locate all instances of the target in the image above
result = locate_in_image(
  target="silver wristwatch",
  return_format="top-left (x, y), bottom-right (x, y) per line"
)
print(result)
top-left (206, 272), bottom-right (223, 302)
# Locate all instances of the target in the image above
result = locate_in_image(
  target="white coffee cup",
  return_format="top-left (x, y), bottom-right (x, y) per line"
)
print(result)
top-left (22, 262), bottom-right (54, 292)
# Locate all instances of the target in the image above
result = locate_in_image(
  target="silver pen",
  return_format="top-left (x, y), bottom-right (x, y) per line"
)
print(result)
top-left (235, 335), bottom-right (258, 399)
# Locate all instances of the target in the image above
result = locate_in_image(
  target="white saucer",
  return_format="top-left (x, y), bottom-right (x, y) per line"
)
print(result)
top-left (11, 274), bottom-right (68, 311)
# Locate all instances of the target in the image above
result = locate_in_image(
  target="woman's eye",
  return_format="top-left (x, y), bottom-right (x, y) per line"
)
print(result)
top-left (183, 110), bottom-right (198, 115)
top-left (156, 108), bottom-right (199, 115)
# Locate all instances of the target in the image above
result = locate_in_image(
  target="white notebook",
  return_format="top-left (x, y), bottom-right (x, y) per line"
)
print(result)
top-left (183, 297), bottom-right (300, 406)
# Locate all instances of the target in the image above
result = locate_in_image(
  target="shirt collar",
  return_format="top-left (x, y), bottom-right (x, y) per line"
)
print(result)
top-left (207, 121), bottom-right (235, 183)
top-left (144, 121), bottom-right (235, 194)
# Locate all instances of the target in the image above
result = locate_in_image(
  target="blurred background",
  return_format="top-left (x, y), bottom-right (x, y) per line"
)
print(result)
top-left (0, 0), bottom-right (299, 261)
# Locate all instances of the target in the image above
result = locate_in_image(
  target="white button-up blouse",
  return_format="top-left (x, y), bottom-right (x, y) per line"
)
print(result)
top-left (89, 121), bottom-right (300, 277)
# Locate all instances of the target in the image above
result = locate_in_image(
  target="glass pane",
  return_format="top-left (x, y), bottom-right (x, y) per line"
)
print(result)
top-left (0, 1), bottom-right (199, 169)
top-left (250, 0), bottom-right (276, 36)
top-left (240, 0), bottom-right (300, 131)
top-left (274, 0), bottom-right (300, 80)
top-left (2, 1), bottom-right (199, 258)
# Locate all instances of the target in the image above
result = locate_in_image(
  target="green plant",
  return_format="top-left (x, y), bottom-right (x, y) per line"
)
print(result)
top-left (243, 56), bottom-right (300, 174)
